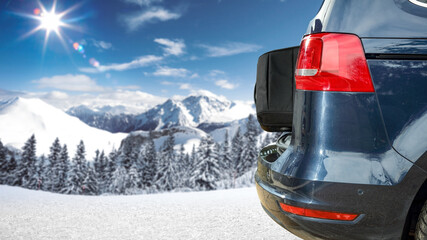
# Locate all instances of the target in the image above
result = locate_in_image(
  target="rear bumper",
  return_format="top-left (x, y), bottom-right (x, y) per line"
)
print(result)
top-left (255, 158), bottom-right (425, 240)
top-left (255, 174), bottom-right (372, 240)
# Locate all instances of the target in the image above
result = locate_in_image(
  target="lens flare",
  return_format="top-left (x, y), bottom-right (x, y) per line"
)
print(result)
top-left (72, 42), bottom-right (85, 55)
top-left (33, 8), bottom-right (41, 15)
top-left (73, 42), bottom-right (79, 50)
top-left (89, 58), bottom-right (100, 67)
top-left (77, 45), bottom-right (84, 53)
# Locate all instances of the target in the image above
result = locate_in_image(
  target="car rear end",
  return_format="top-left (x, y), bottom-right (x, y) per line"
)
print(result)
top-left (255, 0), bottom-right (427, 239)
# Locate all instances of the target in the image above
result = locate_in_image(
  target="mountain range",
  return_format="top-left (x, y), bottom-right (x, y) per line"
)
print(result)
top-left (0, 91), bottom-right (257, 158)
top-left (67, 90), bottom-right (254, 133)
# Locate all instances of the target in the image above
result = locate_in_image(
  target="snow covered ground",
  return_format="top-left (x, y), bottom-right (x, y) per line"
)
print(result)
top-left (0, 185), bottom-right (300, 240)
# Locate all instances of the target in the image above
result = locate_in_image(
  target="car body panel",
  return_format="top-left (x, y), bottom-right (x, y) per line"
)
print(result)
top-left (282, 91), bottom-right (413, 185)
top-left (368, 59), bottom-right (427, 163)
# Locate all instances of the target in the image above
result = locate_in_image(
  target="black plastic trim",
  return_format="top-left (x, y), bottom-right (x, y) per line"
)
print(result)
top-left (366, 53), bottom-right (427, 60)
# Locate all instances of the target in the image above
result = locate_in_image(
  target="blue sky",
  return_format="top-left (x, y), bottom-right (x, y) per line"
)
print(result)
top-left (0, 0), bottom-right (321, 102)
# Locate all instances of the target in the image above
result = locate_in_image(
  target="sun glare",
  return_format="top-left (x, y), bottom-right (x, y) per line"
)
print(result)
top-left (16, 0), bottom-right (83, 55)
top-left (39, 11), bottom-right (63, 32)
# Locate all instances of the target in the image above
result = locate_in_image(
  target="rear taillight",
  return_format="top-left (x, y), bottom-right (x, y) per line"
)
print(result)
top-left (279, 202), bottom-right (359, 221)
top-left (295, 33), bottom-right (374, 92)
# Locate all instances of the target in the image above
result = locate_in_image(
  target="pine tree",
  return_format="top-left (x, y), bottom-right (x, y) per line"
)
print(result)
top-left (134, 146), bottom-right (145, 188)
top-left (83, 163), bottom-right (98, 195)
top-left (35, 155), bottom-right (46, 190)
top-left (175, 144), bottom-right (186, 188)
top-left (0, 139), bottom-right (7, 184)
top-left (109, 165), bottom-right (127, 194)
top-left (238, 115), bottom-right (259, 177)
top-left (63, 140), bottom-right (87, 194)
top-left (180, 152), bottom-right (192, 189)
top-left (185, 144), bottom-right (198, 189)
top-left (231, 127), bottom-right (243, 183)
top-left (178, 144), bottom-right (185, 163)
top-left (58, 144), bottom-right (69, 192)
top-left (93, 150), bottom-right (101, 176)
top-left (119, 142), bottom-right (134, 171)
top-left (219, 130), bottom-right (232, 179)
top-left (105, 149), bottom-right (119, 193)
top-left (125, 163), bottom-right (140, 194)
top-left (47, 138), bottom-right (62, 192)
top-left (5, 153), bottom-right (18, 186)
top-left (190, 136), bottom-right (220, 191)
top-left (97, 150), bottom-right (107, 193)
top-left (20, 134), bottom-right (38, 189)
top-left (141, 134), bottom-right (157, 188)
top-left (155, 133), bottom-right (177, 191)
top-left (162, 132), bottom-right (175, 163)
top-left (190, 144), bottom-right (197, 165)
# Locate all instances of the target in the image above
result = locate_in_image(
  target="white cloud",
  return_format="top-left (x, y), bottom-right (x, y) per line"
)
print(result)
top-left (117, 85), bottom-right (141, 90)
top-left (153, 66), bottom-right (190, 78)
top-left (42, 91), bottom-right (69, 100)
top-left (179, 83), bottom-right (192, 90)
top-left (209, 70), bottom-right (226, 77)
top-left (124, 0), bottom-right (162, 6)
top-left (154, 38), bottom-right (185, 56)
top-left (79, 39), bottom-right (113, 51)
top-left (161, 81), bottom-right (174, 85)
top-left (190, 73), bottom-right (199, 79)
top-left (159, 81), bottom-right (195, 91)
top-left (199, 42), bottom-right (262, 57)
top-left (78, 68), bottom-right (99, 74)
top-left (79, 55), bottom-right (163, 73)
top-left (29, 90), bottom-right (167, 114)
top-left (92, 40), bottom-right (113, 50)
top-left (33, 74), bottom-right (105, 92)
top-left (123, 7), bottom-right (181, 31)
top-left (215, 79), bottom-right (237, 90)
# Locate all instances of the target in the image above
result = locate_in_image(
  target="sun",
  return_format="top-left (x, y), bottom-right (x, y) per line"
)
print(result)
top-left (16, 0), bottom-right (83, 54)
top-left (33, 0), bottom-right (68, 38)
top-left (39, 10), bottom-right (64, 33)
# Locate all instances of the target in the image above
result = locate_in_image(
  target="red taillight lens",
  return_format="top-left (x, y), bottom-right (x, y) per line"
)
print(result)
top-left (295, 33), bottom-right (374, 92)
top-left (279, 202), bottom-right (359, 221)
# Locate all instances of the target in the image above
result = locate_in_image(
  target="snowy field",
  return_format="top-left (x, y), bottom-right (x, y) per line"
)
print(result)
top-left (0, 185), bottom-right (300, 240)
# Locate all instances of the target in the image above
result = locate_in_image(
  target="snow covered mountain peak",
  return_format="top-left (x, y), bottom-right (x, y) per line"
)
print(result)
top-left (133, 91), bottom-right (240, 131)
top-left (188, 89), bottom-right (228, 101)
top-left (181, 94), bottom-right (232, 123)
top-left (66, 91), bottom-right (255, 132)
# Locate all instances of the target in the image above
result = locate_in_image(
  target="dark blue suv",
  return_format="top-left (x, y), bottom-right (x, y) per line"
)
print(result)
top-left (255, 0), bottom-right (427, 239)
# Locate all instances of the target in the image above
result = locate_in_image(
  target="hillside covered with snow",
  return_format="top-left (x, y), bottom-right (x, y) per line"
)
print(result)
top-left (0, 97), bottom-right (126, 158)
